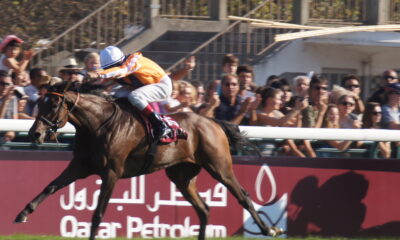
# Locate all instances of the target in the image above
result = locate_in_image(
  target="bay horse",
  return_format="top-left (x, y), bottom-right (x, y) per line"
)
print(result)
top-left (14, 82), bottom-right (283, 239)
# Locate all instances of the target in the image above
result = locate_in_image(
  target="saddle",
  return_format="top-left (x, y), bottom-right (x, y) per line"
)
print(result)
top-left (114, 98), bottom-right (187, 144)
top-left (142, 114), bottom-right (188, 144)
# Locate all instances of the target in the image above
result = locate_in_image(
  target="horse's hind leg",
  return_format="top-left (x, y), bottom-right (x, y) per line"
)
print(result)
top-left (166, 163), bottom-right (209, 240)
top-left (203, 158), bottom-right (279, 237)
top-left (14, 159), bottom-right (88, 223)
top-left (89, 169), bottom-right (118, 240)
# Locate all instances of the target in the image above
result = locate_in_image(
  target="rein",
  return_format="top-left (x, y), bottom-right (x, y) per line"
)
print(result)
top-left (40, 91), bottom-right (80, 133)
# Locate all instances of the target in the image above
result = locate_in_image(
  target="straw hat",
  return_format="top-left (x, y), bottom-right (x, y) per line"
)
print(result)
top-left (58, 58), bottom-right (83, 72)
top-left (0, 35), bottom-right (23, 52)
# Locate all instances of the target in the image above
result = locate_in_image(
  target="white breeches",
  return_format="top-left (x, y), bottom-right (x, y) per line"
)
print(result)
top-left (114, 75), bottom-right (172, 110)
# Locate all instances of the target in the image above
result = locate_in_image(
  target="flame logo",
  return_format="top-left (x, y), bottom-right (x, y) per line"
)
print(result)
top-left (255, 164), bottom-right (277, 205)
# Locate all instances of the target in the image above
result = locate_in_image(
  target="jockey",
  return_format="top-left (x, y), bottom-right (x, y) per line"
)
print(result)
top-left (87, 46), bottom-right (173, 143)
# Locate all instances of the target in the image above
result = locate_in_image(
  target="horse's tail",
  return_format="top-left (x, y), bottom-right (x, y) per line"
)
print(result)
top-left (211, 118), bottom-right (261, 157)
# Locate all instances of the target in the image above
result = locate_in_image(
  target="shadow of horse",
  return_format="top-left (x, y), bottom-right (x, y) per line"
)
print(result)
top-left (14, 82), bottom-right (282, 240)
top-left (288, 171), bottom-right (369, 236)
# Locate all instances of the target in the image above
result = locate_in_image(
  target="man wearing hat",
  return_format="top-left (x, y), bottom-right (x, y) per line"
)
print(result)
top-left (58, 58), bottom-right (83, 83)
top-left (87, 46), bottom-right (172, 144)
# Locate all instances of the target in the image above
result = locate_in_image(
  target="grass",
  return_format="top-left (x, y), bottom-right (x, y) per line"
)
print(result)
top-left (0, 236), bottom-right (400, 240)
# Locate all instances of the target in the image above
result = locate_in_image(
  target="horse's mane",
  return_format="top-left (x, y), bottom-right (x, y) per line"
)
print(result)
top-left (48, 81), bottom-right (111, 99)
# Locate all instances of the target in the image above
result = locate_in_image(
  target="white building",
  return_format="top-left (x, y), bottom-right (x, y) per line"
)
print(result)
top-left (254, 31), bottom-right (400, 98)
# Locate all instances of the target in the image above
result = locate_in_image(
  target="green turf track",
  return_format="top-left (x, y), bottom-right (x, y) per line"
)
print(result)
top-left (0, 236), bottom-right (398, 240)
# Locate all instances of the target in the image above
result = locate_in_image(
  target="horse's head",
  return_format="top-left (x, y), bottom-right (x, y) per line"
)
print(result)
top-left (29, 82), bottom-right (79, 143)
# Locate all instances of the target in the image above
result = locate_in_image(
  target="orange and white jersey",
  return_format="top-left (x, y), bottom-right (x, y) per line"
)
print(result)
top-left (98, 52), bottom-right (166, 85)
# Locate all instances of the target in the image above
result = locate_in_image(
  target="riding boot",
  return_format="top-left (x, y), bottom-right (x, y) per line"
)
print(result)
top-left (148, 112), bottom-right (173, 142)
top-left (141, 105), bottom-right (172, 143)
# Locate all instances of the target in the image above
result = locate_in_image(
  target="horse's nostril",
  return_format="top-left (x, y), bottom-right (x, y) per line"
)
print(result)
top-left (30, 132), bottom-right (41, 141)
top-left (34, 132), bottom-right (41, 139)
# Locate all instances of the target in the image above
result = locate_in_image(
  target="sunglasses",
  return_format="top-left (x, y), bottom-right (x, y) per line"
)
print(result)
top-left (372, 111), bottom-right (382, 115)
top-left (224, 83), bottom-right (238, 87)
top-left (345, 84), bottom-right (360, 89)
top-left (384, 76), bottom-right (397, 80)
top-left (340, 101), bottom-right (355, 107)
top-left (314, 86), bottom-right (328, 91)
top-left (0, 82), bottom-right (12, 86)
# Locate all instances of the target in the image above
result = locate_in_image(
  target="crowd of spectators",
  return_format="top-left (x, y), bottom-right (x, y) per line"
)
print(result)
top-left (0, 34), bottom-right (399, 158)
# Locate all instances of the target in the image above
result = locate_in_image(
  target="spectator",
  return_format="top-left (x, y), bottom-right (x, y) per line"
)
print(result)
top-left (25, 68), bottom-right (50, 116)
top-left (256, 87), bottom-right (312, 157)
top-left (58, 58), bottom-right (83, 83)
top-left (256, 87), bottom-right (307, 127)
top-left (190, 80), bottom-right (205, 111)
top-left (285, 75), bottom-right (310, 117)
top-left (381, 83), bottom-right (400, 130)
top-left (81, 52), bottom-right (101, 76)
top-left (0, 131), bottom-right (16, 150)
top-left (270, 79), bottom-right (293, 114)
top-left (169, 56), bottom-right (196, 81)
top-left (14, 87), bottom-right (33, 119)
top-left (221, 54), bottom-right (239, 75)
top-left (321, 104), bottom-right (352, 152)
top-left (337, 94), bottom-right (362, 129)
top-left (162, 80), bottom-right (195, 113)
top-left (237, 64), bottom-right (256, 98)
top-left (367, 69), bottom-right (398, 104)
top-left (301, 75), bottom-right (329, 128)
top-left (30, 79), bottom-right (52, 117)
top-left (0, 70), bottom-right (18, 119)
top-left (360, 102), bottom-right (391, 158)
top-left (265, 75), bottom-right (280, 87)
top-left (12, 71), bottom-right (31, 87)
top-left (175, 80), bottom-right (196, 112)
top-left (0, 35), bottom-right (34, 75)
top-left (214, 73), bottom-right (253, 124)
top-left (198, 81), bottom-right (220, 118)
top-left (293, 75), bottom-right (310, 98)
top-left (341, 74), bottom-right (364, 115)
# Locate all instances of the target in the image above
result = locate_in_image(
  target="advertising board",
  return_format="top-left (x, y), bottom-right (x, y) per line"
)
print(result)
top-left (1, 150), bottom-right (400, 238)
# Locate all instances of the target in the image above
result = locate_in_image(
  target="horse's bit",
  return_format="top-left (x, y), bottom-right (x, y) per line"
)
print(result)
top-left (40, 91), bottom-right (80, 133)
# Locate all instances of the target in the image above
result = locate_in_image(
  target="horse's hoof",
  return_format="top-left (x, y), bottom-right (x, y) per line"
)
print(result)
top-left (14, 214), bottom-right (28, 223)
top-left (269, 226), bottom-right (285, 237)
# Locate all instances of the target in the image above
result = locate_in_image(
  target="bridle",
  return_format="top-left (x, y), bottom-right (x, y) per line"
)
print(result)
top-left (40, 91), bottom-right (80, 133)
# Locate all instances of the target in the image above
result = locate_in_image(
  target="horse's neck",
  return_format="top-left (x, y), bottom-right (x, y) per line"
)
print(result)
top-left (68, 93), bottom-right (116, 132)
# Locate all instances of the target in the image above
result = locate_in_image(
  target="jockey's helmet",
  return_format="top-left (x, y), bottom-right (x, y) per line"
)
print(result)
top-left (100, 46), bottom-right (125, 69)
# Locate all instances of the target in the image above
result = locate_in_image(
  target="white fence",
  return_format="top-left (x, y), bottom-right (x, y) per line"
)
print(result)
top-left (1, 119), bottom-right (400, 142)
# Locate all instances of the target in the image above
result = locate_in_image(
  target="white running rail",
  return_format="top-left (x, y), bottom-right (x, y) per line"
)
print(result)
top-left (1, 119), bottom-right (400, 142)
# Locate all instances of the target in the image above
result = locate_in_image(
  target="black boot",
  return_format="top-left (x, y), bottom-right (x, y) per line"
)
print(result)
top-left (148, 112), bottom-right (173, 143)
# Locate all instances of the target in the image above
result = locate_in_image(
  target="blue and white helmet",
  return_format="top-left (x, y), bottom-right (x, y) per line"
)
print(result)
top-left (100, 46), bottom-right (125, 69)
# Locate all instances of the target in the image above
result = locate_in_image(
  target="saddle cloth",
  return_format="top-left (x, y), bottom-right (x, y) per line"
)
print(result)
top-left (145, 114), bottom-right (188, 144)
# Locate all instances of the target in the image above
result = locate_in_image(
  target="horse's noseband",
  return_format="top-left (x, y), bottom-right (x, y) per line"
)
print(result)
top-left (40, 91), bottom-right (80, 133)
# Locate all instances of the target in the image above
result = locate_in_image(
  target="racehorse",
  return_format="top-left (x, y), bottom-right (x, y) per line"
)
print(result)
top-left (14, 82), bottom-right (283, 240)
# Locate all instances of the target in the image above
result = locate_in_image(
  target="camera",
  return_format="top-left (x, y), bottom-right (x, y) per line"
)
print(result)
top-left (13, 87), bottom-right (26, 99)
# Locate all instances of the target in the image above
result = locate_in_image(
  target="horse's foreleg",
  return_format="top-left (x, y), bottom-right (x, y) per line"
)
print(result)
top-left (166, 164), bottom-right (209, 240)
top-left (14, 160), bottom-right (87, 223)
top-left (89, 170), bottom-right (118, 240)
top-left (204, 164), bottom-right (282, 237)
